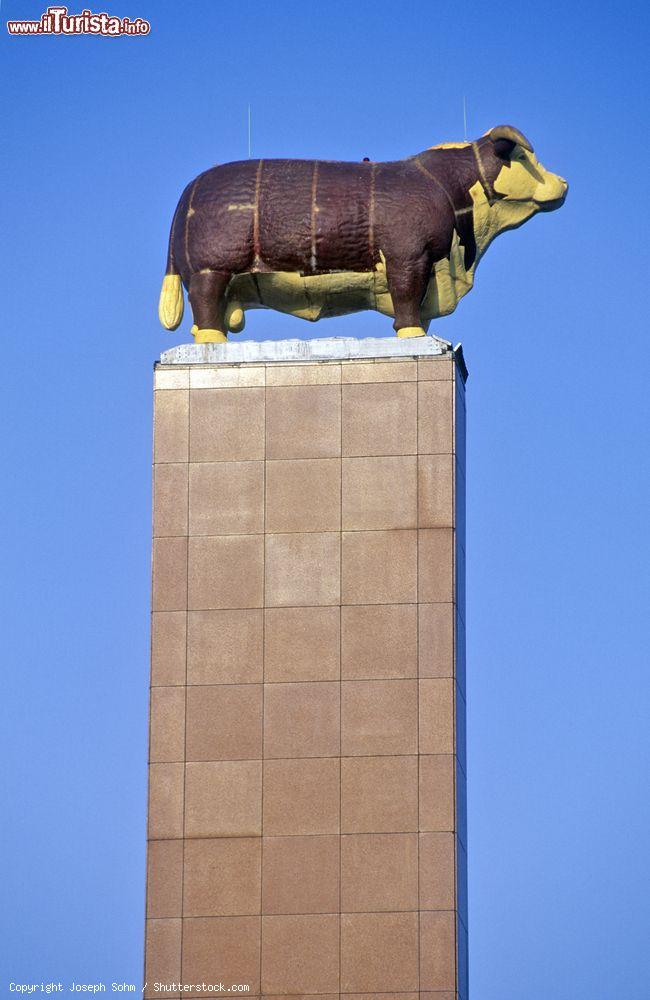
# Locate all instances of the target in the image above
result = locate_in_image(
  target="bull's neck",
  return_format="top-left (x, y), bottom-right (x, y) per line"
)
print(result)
top-left (415, 145), bottom-right (487, 208)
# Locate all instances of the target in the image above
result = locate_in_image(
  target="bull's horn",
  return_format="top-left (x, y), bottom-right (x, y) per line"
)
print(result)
top-left (487, 125), bottom-right (534, 152)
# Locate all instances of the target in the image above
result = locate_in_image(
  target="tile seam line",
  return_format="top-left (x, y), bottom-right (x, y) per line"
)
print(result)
top-left (143, 994), bottom-right (455, 1000)
top-left (452, 365), bottom-right (459, 997)
top-left (152, 676), bottom-right (452, 689)
top-left (158, 601), bottom-right (453, 609)
top-left (416, 373), bottom-right (421, 995)
top-left (154, 450), bottom-right (453, 465)
top-left (182, 379), bottom-right (430, 388)
top-left (338, 368), bottom-right (343, 991)
top-left (150, 677), bottom-right (450, 689)
top-left (154, 524), bottom-right (455, 536)
top-left (160, 357), bottom-right (450, 365)
top-left (156, 750), bottom-right (452, 763)
top-left (259, 362), bottom-right (267, 994)
top-left (156, 601), bottom-right (457, 612)
top-left (157, 355), bottom-right (452, 364)
top-left (143, 377), bottom-right (157, 970)
top-left (174, 906), bottom-right (458, 918)
top-left (148, 827), bottom-right (456, 840)
top-left (179, 375), bottom-right (190, 981)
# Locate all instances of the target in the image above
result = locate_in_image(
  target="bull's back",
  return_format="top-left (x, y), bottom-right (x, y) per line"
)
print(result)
top-left (259, 159), bottom-right (375, 272)
top-left (175, 158), bottom-right (379, 277)
top-left (174, 161), bottom-right (258, 277)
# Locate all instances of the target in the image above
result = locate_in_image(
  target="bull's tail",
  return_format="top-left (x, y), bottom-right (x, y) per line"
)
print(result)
top-left (158, 271), bottom-right (184, 330)
top-left (158, 187), bottom-right (191, 331)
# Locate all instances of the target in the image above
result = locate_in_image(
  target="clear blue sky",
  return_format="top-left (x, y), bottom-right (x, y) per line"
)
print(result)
top-left (2, 1), bottom-right (649, 997)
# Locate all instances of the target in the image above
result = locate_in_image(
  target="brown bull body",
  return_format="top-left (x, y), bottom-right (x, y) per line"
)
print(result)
top-left (159, 126), bottom-right (567, 341)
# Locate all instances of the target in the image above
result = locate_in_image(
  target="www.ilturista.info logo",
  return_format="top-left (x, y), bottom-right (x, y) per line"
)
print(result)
top-left (7, 5), bottom-right (150, 35)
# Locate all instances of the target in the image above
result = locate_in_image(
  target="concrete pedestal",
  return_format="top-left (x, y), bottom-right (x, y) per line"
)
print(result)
top-left (145, 336), bottom-right (467, 999)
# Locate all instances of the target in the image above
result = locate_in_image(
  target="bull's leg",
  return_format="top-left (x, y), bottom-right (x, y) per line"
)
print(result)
top-left (385, 255), bottom-right (431, 338)
top-left (188, 270), bottom-right (230, 343)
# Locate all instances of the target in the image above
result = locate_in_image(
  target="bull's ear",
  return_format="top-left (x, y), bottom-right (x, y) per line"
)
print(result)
top-left (493, 138), bottom-right (516, 160)
top-left (487, 125), bottom-right (534, 152)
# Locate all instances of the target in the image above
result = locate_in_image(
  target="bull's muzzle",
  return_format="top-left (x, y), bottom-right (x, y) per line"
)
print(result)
top-left (536, 174), bottom-right (568, 211)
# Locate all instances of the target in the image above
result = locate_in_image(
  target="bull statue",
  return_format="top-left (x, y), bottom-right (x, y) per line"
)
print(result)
top-left (158, 125), bottom-right (567, 343)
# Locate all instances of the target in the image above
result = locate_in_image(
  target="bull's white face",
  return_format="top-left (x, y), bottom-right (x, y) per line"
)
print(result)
top-left (421, 141), bottom-right (568, 322)
top-left (471, 145), bottom-right (568, 262)
top-left (494, 145), bottom-right (568, 211)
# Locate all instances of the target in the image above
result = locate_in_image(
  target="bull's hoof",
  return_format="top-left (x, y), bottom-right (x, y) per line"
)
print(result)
top-left (226, 303), bottom-right (245, 334)
top-left (396, 326), bottom-right (427, 338)
top-left (191, 325), bottom-right (228, 344)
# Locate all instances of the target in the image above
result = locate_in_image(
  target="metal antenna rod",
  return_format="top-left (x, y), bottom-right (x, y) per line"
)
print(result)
top-left (248, 104), bottom-right (252, 158)
top-left (463, 96), bottom-right (468, 142)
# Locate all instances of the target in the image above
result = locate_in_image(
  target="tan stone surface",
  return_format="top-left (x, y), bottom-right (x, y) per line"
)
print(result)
top-left (418, 379), bottom-right (454, 453)
top-left (190, 365), bottom-right (265, 389)
top-left (418, 528), bottom-right (454, 603)
top-left (184, 760), bottom-right (262, 837)
top-left (261, 914), bottom-right (340, 994)
top-left (342, 529), bottom-right (417, 605)
top-left (144, 918), bottom-right (181, 997)
top-left (266, 384), bottom-right (341, 460)
top-left (342, 382), bottom-right (417, 456)
top-left (341, 679), bottom-right (418, 756)
top-left (152, 536), bottom-right (187, 612)
top-left (148, 356), bottom-right (465, 996)
top-left (420, 910), bottom-right (456, 990)
top-left (265, 996), bottom-right (338, 1000)
top-left (341, 604), bottom-right (417, 679)
top-left (189, 387), bottom-right (265, 462)
top-left (188, 535), bottom-right (264, 609)
top-left (342, 456), bottom-right (417, 530)
top-left (341, 756), bottom-right (418, 833)
top-left (262, 834), bottom-right (339, 914)
top-left (264, 681), bottom-right (340, 758)
top-left (154, 389), bottom-right (188, 464)
top-left (266, 362), bottom-right (341, 385)
top-left (418, 603), bottom-right (455, 678)
top-left (419, 754), bottom-right (456, 832)
top-left (189, 461), bottom-right (264, 535)
top-left (341, 912), bottom-right (419, 992)
top-left (263, 757), bottom-right (340, 835)
top-left (340, 359), bottom-right (417, 383)
top-left (265, 532), bottom-right (340, 606)
top-left (153, 463), bottom-right (188, 536)
top-left (341, 832), bottom-right (418, 911)
top-left (341, 994), bottom-right (418, 1000)
top-left (419, 832), bottom-right (456, 909)
top-left (419, 453), bottom-right (454, 527)
top-left (186, 684), bottom-right (263, 761)
top-left (187, 609), bottom-right (262, 685)
top-left (266, 458), bottom-right (340, 532)
top-left (151, 612), bottom-right (186, 686)
top-left (182, 916), bottom-right (261, 995)
top-left (148, 763), bottom-right (184, 840)
top-left (264, 995), bottom-right (338, 1000)
top-left (155, 368), bottom-right (189, 390)
top-left (146, 840), bottom-right (183, 918)
top-left (419, 678), bottom-right (455, 754)
top-left (264, 606), bottom-right (340, 682)
top-left (149, 687), bottom-right (185, 762)
top-left (418, 355), bottom-right (454, 380)
top-left (183, 838), bottom-right (261, 916)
